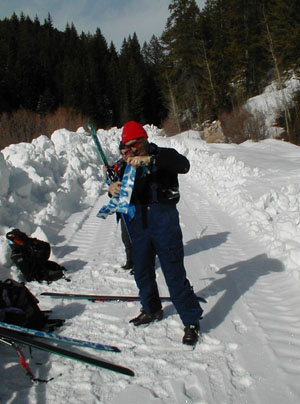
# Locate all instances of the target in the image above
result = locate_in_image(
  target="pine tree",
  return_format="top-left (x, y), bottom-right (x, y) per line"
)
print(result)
top-left (85, 28), bottom-right (111, 126)
top-left (61, 23), bottom-right (83, 110)
top-left (106, 42), bottom-right (122, 127)
top-left (200, 0), bottom-right (235, 113)
top-left (142, 36), bottom-right (168, 126)
top-left (37, 14), bottom-right (61, 112)
top-left (12, 14), bottom-right (43, 110)
top-left (161, 0), bottom-right (202, 128)
top-left (267, 0), bottom-right (300, 72)
top-left (119, 34), bottom-right (147, 123)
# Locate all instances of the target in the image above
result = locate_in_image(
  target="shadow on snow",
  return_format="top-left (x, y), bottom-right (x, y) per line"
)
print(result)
top-left (184, 232), bottom-right (230, 256)
top-left (198, 253), bottom-right (284, 332)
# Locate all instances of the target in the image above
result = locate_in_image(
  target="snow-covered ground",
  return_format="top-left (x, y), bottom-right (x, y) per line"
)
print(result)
top-left (1, 124), bottom-right (300, 404)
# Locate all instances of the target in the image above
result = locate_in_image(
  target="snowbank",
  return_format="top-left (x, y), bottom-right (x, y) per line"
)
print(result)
top-left (0, 128), bottom-right (119, 268)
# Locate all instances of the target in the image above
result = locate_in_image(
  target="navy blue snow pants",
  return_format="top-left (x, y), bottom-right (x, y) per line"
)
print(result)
top-left (129, 203), bottom-right (203, 326)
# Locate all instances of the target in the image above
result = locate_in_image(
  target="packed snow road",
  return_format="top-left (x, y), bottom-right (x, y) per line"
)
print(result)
top-left (2, 128), bottom-right (300, 404)
top-left (3, 176), bottom-right (297, 404)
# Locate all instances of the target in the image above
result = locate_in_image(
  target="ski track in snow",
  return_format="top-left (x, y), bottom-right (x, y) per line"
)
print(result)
top-left (2, 179), bottom-right (300, 404)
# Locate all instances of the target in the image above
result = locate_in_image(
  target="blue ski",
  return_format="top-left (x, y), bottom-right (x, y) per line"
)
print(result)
top-left (0, 321), bottom-right (120, 353)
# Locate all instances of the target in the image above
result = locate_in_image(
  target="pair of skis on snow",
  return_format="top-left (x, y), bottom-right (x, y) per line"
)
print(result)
top-left (0, 321), bottom-right (134, 378)
top-left (0, 290), bottom-right (207, 381)
top-left (0, 291), bottom-right (207, 380)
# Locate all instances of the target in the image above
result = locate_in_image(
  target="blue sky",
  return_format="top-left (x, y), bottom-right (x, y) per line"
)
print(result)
top-left (0, 0), bottom-right (206, 51)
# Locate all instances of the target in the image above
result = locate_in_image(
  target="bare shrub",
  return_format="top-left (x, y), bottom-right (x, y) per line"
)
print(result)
top-left (0, 108), bottom-right (90, 149)
top-left (41, 107), bottom-right (89, 137)
top-left (219, 108), bottom-right (251, 144)
top-left (0, 113), bottom-right (10, 149)
top-left (244, 111), bottom-right (267, 141)
top-left (0, 109), bottom-right (40, 149)
top-left (161, 118), bottom-right (181, 137)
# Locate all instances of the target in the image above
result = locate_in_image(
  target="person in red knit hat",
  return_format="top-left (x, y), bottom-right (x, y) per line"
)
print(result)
top-left (121, 121), bottom-right (148, 143)
top-left (109, 121), bottom-right (203, 345)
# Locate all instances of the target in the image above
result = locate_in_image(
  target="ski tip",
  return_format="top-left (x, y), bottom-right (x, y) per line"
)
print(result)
top-left (84, 121), bottom-right (94, 136)
top-left (197, 296), bottom-right (207, 303)
top-left (125, 368), bottom-right (135, 377)
top-left (110, 363), bottom-right (134, 377)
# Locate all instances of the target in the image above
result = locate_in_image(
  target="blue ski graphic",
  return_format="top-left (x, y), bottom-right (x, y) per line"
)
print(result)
top-left (0, 321), bottom-right (120, 353)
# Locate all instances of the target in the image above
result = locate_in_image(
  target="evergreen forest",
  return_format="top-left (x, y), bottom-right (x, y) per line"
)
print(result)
top-left (1, 0), bottom-right (300, 148)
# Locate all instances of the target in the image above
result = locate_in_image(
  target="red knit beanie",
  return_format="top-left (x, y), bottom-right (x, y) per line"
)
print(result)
top-left (122, 121), bottom-right (148, 143)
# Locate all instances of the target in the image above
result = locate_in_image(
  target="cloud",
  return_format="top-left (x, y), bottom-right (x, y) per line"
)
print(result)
top-left (0, 0), bottom-right (205, 50)
top-left (97, 0), bottom-right (171, 47)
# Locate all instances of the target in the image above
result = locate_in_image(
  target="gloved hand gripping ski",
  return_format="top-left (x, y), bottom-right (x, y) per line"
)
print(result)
top-left (97, 164), bottom-right (136, 219)
top-left (85, 122), bottom-right (136, 220)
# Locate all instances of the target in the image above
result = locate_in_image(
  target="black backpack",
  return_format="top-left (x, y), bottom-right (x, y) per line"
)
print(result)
top-left (6, 229), bottom-right (68, 284)
top-left (0, 279), bottom-right (48, 330)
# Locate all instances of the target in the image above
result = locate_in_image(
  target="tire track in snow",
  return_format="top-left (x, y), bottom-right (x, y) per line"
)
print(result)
top-left (180, 177), bottom-right (300, 403)
top-left (246, 273), bottom-right (300, 396)
top-left (179, 180), bottom-right (259, 402)
top-left (56, 194), bottom-right (118, 262)
top-left (40, 193), bottom-right (134, 296)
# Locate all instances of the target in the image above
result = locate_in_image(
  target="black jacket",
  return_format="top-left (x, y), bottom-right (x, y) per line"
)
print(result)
top-left (122, 143), bottom-right (190, 206)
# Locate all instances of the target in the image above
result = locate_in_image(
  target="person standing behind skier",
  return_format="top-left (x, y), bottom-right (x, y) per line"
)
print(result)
top-left (104, 148), bottom-right (134, 272)
top-left (106, 143), bottom-right (156, 274)
top-left (109, 121), bottom-right (203, 345)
